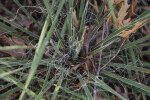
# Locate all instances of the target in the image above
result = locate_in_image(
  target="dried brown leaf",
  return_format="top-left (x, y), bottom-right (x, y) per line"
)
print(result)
top-left (117, 0), bottom-right (130, 27)
top-left (13, 14), bottom-right (32, 27)
top-left (125, 0), bottom-right (137, 19)
top-left (70, 63), bottom-right (84, 72)
top-left (117, 20), bottom-right (147, 38)
top-left (72, 80), bottom-right (89, 88)
top-left (88, 0), bottom-right (99, 13)
top-left (73, 10), bottom-right (79, 27)
top-left (112, 0), bottom-right (124, 4)
top-left (0, 34), bottom-right (27, 58)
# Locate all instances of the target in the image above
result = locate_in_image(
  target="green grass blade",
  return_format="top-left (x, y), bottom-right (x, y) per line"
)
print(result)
top-left (122, 34), bottom-right (150, 50)
top-left (0, 16), bottom-right (39, 39)
top-left (0, 69), bottom-right (44, 100)
top-left (0, 23), bottom-right (34, 44)
top-left (60, 86), bottom-right (87, 100)
top-left (0, 87), bottom-right (20, 99)
top-left (19, 0), bottom-right (65, 99)
top-left (79, 1), bottom-right (89, 34)
top-left (78, 75), bottom-right (93, 100)
top-left (108, 63), bottom-right (150, 73)
top-left (107, 0), bottom-right (116, 24)
top-left (0, 46), bottom-right (29, 50)
top-left (13, 0), bottom-right (42, 29)
top-left (101, 70), bottom-right (150, 96)
top-left (92, 11), bottom-right (150, 50)
top-left (89, 73), bottom-right (126, 100)
top-left (51, 73), bottom-right (64, 100)
top-left (0, 67), bottom-right (28, 79)
top-left (90, 38), bottom-right (119, 55)
top-left (0, 4), bottom-right (21, 20)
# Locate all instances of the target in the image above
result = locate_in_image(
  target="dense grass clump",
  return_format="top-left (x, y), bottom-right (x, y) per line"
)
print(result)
top-left (0, 0), bottom-right (150, 100)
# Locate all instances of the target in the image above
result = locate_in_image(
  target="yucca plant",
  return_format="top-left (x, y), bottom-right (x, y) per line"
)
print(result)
top-left (0, 0), bottom-right (150, 100)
